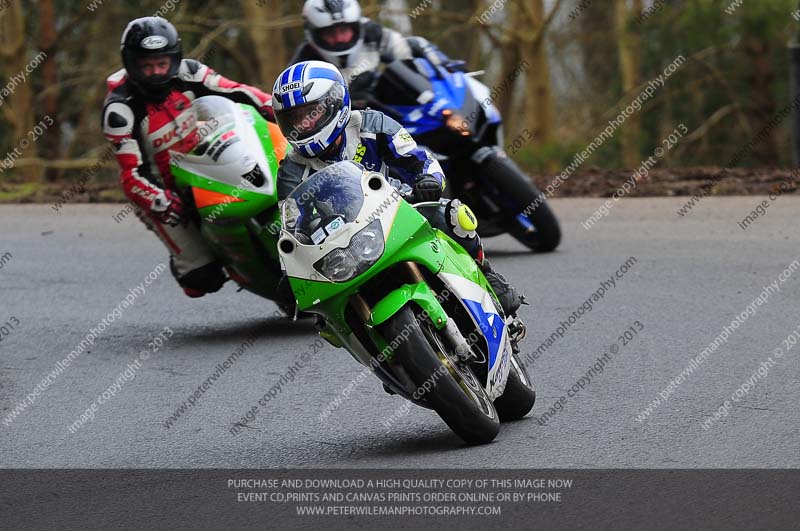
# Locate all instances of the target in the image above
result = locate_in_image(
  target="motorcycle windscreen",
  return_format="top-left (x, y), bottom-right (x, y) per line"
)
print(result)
top-left (282, 161), bottom-right (366, 245)
top-left (373, 60), bottom-right (434, 106)
top-left (172, 96), bottom-right (276, 202)
top-left (193, 96), bottom-right (237, 127)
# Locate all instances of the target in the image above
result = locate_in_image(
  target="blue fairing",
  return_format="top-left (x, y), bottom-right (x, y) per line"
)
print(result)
top-left (462, 299), bottom-right (505, 369)
top-left (379, 59), bottom-right (540, 236)
top-left (389, 68), bottom-right (469, 135)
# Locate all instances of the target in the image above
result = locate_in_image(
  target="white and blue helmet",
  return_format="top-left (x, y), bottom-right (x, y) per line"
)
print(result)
top-left (272, 60), bottom-right (351, 158)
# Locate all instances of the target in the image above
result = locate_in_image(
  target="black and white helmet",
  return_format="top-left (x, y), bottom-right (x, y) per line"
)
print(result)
top-left (302, 0), bottom-right (364, 68)
top-left (120, 17), bottom-right (182, 95)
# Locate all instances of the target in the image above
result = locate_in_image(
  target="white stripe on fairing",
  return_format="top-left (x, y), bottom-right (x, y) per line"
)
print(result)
top-left (441, 271), bottom-right (510, 396)
top-left (439, 272), bottom-right (499, 315)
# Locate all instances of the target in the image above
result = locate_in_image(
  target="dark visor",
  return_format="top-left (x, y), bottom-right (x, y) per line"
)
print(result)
top-left (275, 84), bottom-right (344, 140)
top-left (312, 22), bottom-right (360, 53)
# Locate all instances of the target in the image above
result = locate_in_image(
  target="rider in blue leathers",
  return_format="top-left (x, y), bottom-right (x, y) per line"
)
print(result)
top-left (273, 61), bottom-right (523, 317)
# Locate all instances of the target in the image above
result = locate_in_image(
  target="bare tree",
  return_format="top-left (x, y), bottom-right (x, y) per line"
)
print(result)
top-left (483, 0), bottom-right (561, 144)
top-left (522, 0), bottom-right (561, 146)
top-left (614, 0), bottom-right (643, 167)
top-left (39, 0), bottom-right (62, 181)
top-left (241, 0), bottom-right (288, 87)
top-left (742, 29), bottom-right (778, 164)
top-left (0, 0), bottom-right (36, 179)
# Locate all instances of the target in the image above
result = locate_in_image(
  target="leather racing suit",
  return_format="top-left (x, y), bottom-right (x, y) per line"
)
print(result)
top-left (276, 109), bottom-right (523, 316)
top-left (277, 109), bottom-right (483, 267)
top-left (101, 59), bottom-right (274, 295)
top-left (289, 18), bottom-right (456, 85)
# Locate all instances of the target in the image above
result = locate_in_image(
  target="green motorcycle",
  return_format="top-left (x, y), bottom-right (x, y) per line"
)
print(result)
top-left (169, 95), bottom-right (291, 310)
top-left (278, 161), bottom-right (536, 445)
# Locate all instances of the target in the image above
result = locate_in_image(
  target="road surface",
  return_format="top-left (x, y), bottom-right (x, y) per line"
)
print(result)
top-left (1, 197), bottom-right (798, 468)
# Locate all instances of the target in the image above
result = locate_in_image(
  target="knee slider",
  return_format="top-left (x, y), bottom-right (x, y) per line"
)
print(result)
top-left (446, 199), bottom-right (478, 239)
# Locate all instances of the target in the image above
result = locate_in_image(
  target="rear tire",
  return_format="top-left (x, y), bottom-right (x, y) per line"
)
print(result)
top-left (482, 155), bottom-right (561, 252)
top-left (493, 352), bottom-right (536, 421)
top-left (380, 306), bottom-right (500, 445)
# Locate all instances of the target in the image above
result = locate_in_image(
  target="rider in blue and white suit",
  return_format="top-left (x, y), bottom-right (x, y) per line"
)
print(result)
top-left (273, 60), bottom-right (523, 316)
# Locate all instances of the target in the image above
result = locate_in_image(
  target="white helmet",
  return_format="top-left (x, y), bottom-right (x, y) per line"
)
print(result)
top-left (272, 61), bottom-right (351, 158)
top-left (302, 0), bottom-right (364, 68)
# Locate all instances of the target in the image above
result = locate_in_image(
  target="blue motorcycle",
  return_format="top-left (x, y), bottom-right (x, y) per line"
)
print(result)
top-left (351, 58), bottom-right (561, 253)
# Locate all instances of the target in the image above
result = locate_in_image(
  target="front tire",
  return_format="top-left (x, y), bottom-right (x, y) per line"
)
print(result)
top-left (482, 154), bottom-right (561, 252)
top-left (380, 306), bottom-right (500, 445)
top-left (493, 352), bottom-right (536, 421)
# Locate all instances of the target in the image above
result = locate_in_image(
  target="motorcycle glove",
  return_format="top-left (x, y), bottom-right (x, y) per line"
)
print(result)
top-left (412, 174), bottom-right (443, 202)
top-left (151, 189), bottom-right (186, 227)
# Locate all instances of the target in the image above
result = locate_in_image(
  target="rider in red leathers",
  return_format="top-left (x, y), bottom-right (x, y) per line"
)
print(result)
top-left (102, 17), bottom-right (275, 297)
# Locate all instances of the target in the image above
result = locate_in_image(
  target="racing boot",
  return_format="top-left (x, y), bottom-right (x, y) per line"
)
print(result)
top-left (172, 259), bottom-right (227, 298)
top-left (480, 258), bottom-right (525, 317)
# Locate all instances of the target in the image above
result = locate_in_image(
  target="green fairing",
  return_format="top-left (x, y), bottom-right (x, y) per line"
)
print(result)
top-left (279, 163), bottom-right (527, 443)
top-left (288, 200), bottom-right (438, 311)
top-left (170, 103), bottom-right (285, 300)
top-left (369, 282), bottom-right (448, 328)
top-left (435, 230), bottom-right (497, 299)
top-left (289, 198), bottom-right (496, 340)
top-left (251, 108), bottom-right (280, 177)
top-left (170, 106), bottom-right (280, 221)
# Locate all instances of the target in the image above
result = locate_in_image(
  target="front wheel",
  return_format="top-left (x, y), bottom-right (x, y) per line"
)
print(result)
top-left (380, 305), bottom-right (499, 445)
top-left (493, 352), bottom-right (536, 421)
top-left (482, 154), bottom-right (561, 252)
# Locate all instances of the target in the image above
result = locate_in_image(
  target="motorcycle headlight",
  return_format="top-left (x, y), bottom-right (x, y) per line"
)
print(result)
top-left (314, 220), bottom-right (384, 282)
top-left (443, 109), bottom-right (471, 136)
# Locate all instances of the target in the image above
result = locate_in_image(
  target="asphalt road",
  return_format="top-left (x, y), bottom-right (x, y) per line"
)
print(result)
top-left (1, 197), bottom-right (798, 468)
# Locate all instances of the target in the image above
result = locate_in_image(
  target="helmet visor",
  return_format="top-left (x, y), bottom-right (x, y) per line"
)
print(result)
top-left (311, 22), bottom-right (360, 53)
top-left (275, 83), bottom-right (344, 141)
top-left (129, 52), bottom-right (180, 88)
